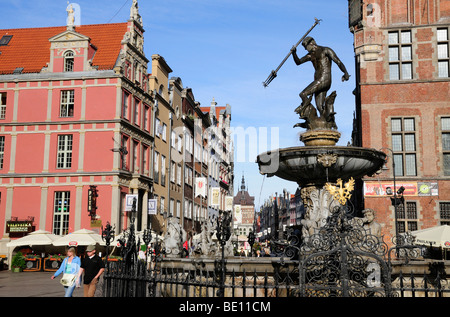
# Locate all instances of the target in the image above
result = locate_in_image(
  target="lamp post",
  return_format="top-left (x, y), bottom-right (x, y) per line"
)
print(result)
top-left (216, 210), bottom-right (231, 297)
top-left (142, 228), bottom-right (152, 262)
top-left (101, 221), bottom-right (115, 297)
top-left (247, 230), bottom-right (255, 257)
top-left (101, 222), bottom-right (115, 263)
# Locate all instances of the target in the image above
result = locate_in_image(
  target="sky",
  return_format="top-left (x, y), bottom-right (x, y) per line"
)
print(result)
top-left (0, 0), bottom-right (356, 209)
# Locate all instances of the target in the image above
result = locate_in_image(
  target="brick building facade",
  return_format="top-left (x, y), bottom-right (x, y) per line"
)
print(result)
top-left (349, 0), bottom-right (450, 244)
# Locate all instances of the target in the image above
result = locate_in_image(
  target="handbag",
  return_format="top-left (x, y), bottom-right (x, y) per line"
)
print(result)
top-left (60, 273), bottom-right (77, 287)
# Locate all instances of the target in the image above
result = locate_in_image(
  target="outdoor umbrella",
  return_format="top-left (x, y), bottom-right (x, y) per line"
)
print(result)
top-left (6, 230), bottom-right (60, 248)
top-left (52, 228), bottom-right (106, 247)
top-left (410, 225), bottom-right (450, 249)
top-left (411, 225), bottom-right (450, 260)
top-left (6, 230), bottom-right (61, 269)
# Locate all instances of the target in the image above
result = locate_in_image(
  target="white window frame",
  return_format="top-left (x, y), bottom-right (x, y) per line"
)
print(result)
top-left (391, 118), bottom-right (417, 176)
top-left (155, 118), bottom-right (161, 138)
top-left (64, 50), bottom-right (74, 72)
top-left (442, 117), bottom-right (450, 176)
top-left (388, 30), bottom-right (413, 80)
top-left (177, 164), bottom-right (182, 186)
top-left (57, 134), bottom-right (73, 169)
top-left (154, 151), bottom-right (159, 183)
top-left (162, 123), bottom-right (167, 141)
top-left (60, 90), bottom-right (74, 117)
top-left (160, 196), bottom-right (165, 215)
top-left (0, 136), bottom-right (4, 169)
top-left (437, 28), bottom-right (449, 78)
top-left (144, 105), bottom-right (150, 131)
top-left (0, 92), bottom-right (6, 119)
top-left (169, 198), bottom-right (174, 217)
top-left (134, 98), bottom-right (140, 126)
top-left (176, 200), bottom-right (181, 218)
top-left (161, 154), bottom-right (166, 186)
top-left (170, 160), bottom-right (176, 183)
top-left (53, 191), bottom-right (70, 235)
top-left (122, 91), bottom-right (130, 120)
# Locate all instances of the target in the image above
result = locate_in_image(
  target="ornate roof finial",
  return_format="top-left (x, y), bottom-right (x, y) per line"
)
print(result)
top-left (130, 0), bottom-right (143, 25)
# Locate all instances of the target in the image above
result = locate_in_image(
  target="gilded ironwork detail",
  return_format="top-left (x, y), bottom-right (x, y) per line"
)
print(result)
top-left (325, 177), bottom-right (355, 205)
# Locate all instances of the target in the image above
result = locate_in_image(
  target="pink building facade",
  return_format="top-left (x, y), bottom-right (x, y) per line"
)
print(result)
top-left (0, 3), bottom-right (155, 251)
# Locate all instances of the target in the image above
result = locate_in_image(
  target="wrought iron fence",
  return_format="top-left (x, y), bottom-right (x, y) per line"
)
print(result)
top-left (102, 258), bottom-right (449, 297)
top-left (102, 206), bottom-right (449, 298)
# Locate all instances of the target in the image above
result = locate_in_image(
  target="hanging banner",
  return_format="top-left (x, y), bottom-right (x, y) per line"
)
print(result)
top-left (195, 177), bottom-right (207, 197)
top-left (234, 205), bottom-right (242, 224)
top-left (148, 199), bottom-right (157, 215)
top-left (225, 196), bottom-right (234, 211)
top-left (211, 187), bottom-right (220, 206)
top-left (125, 194), bottom-right (138, 211)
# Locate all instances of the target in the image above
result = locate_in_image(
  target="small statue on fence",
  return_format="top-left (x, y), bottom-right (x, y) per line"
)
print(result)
top-left (351, 208), bottom-right (382, 239)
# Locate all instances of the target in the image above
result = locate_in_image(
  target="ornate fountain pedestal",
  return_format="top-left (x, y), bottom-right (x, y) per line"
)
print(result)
top-left (300, 129), bottom-right (341, 146)
top-left (257, 132), bottom-right (386, 239)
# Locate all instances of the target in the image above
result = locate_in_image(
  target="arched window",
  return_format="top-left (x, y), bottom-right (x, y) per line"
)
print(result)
top-left (64, 51), bottom-right (74, 72)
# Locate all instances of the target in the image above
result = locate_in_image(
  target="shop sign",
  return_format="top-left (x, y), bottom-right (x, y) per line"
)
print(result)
top-left (364, 181), bottom-right (438, 197)
top-left (417, 182), bottom-right (439, 196)
top-left (6, 221), bottom-right (33, 233)
top-left (90, 219), bottom-right (102, 228)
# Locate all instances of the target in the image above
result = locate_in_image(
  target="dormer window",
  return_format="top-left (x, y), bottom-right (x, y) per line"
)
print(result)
top-left (0, 35), bottom-right (12, 46)
top-left (64, 50), bottom-right (74, 72)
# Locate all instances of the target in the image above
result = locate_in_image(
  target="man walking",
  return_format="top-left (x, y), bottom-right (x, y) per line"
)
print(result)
top-left (77, 244), bottom-right (105, 297)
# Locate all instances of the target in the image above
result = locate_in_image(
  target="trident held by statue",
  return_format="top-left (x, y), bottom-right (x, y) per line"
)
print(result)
top-left (263, 18), bottom-right (321, 88)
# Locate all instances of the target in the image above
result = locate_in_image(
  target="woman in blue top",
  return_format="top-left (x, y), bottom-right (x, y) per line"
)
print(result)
top-left (51, 247), bottom-right (81, 297)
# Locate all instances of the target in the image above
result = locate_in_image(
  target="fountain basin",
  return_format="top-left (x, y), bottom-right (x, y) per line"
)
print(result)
top-left (256, 146), bottom-right (386, 186)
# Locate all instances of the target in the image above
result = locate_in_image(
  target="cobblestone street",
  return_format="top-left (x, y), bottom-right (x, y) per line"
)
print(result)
top-left (0, 270), bottom-right (102, 297)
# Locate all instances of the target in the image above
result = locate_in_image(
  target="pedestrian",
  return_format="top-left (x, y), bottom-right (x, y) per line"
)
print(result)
top-left (182, 240), bottom-right (189, 258)
top-left (51, 247), bottom-right (81, 297)
top-left (77, 244), bottom-right (105, 297)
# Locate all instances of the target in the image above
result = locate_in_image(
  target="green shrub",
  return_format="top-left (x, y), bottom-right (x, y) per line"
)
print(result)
top-left (11, 252), bottom-right (26, 269)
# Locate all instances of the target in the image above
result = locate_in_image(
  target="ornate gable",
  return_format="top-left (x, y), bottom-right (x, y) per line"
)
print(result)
top-left (44, 29), bottom-right (96, 73)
